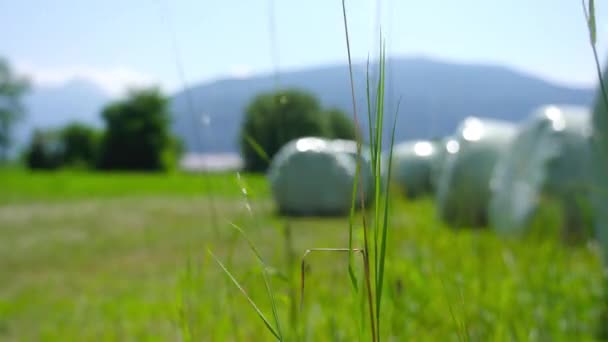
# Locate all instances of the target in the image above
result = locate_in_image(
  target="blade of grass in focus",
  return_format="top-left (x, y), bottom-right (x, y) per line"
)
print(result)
top-left (209, 250), bottom-right (281, 341)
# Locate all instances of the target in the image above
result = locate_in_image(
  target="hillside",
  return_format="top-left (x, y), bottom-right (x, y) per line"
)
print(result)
top-left (172, 57), bottom-right (595, 153)
top-left (15, 57), bottom-right (595, 155)
top-left (13, 79), bottom-right (108, 153)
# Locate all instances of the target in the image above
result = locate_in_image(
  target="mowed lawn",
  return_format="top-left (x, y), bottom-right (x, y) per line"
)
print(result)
top-left (0, 169), bottom-right (605, 340)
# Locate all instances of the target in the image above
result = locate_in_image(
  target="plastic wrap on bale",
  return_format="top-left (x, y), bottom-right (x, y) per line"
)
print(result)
top-left (430, 136), bottom-right (452, 190)
top-left (435, 117), bottom-right (516, 227)
top-left (267, 137), bottom-right (373, 216)
top-left (488, 105), bottom-right (592, 240)
top-left (385, 140), bottom-right (439, 198)
top-left (591, 67), bottom-right (608, 259)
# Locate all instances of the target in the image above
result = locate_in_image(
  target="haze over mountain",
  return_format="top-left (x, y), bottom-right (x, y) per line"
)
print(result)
top-left (172, 57), bottom-right (596, 153)
top-left (16, 57), bottom-right (596, 154)
top-left (13, 79), bottom-right (109, 153)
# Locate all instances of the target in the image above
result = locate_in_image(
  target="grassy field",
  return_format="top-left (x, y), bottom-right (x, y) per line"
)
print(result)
top-left (0, 169), bottom-right (605, 341)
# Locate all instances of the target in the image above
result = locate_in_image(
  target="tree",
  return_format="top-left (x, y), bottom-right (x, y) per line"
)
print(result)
top-left (0, 58), bottom-right (29, 162)
top-left (23, 122), bottom-right (100, 170)
top-left (240, 89), bottom-right (330, 172)
top-left (24, 129), bottom-right (64, 170)
top-left (324, 108), bottom-right (356, 140)
top-left (98, 87), bottom-right (180, 171)
top-left (60, 122), bottom-right (100, 168)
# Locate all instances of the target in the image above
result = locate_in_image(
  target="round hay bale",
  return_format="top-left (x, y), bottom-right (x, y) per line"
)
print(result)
top-left (488, 105), bottom-right (592, 239)
top-left (435, 117), bottom-right (516, 227)
top-left (328, 139), bottom-right (374, 203)
top-left (387, 140), bottom-right (439, 198)
top-left (590, 73), bottom-right (608, 253)
top-left (430, 136), bottom-right (452, 191)
top-left (268, 137), bottom-right (373, 216)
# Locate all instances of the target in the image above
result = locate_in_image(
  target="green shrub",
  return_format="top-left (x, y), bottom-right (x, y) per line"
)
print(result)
top-left (240, 89), bottom-right (356, 172)
top-left (240, 89), bottom-right (327, 172)
top-left (325, 108), bottom-right (356, 140)
top-left (59, 122), bottom-right (100, 169)
top-left (24, 123), bottom-right (100, 170)
top-left (24, 129), bottom-right (64, 170)
top-left (98, 88), bottom-right (181, 171)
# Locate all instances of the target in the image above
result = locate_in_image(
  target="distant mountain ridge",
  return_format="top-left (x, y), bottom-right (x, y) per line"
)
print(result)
top-left (13, 79), bottom-right (109, 154)
top-left (171, 57), bottom-right (595, 153)
top-left (15, 57), bottom-right (595, 155)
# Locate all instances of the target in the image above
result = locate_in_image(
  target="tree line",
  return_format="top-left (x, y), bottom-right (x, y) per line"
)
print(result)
top-left (24, 88), bottom-right (181, 171)
top-left (0, 58), bottom-right (356, 172)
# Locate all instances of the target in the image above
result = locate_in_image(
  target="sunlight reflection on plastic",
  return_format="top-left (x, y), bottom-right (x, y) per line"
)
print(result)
top-left (414, 141), bottom-right (434, 157)
top-left (329, 140), bottom-right (357, 154)
top-left (446, 140), bottom-right (460, 154)
top-left (462, 118), bottom-right (484, 141)
top-left (544, 106), bottom-right (566, 131)
top-left (296, 137), bottom-right (327, 152)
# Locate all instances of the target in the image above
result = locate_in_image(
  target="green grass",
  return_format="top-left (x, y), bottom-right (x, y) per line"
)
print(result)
top-left (0, 170), bottom-right (604, 340)
top-left (0, 168), bottom-right (268, 205)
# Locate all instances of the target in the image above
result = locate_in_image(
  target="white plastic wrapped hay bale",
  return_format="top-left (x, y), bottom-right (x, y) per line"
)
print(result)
top-left (435, 117), bottom-right (516, 227)
top-left (488, 105), bottom-right (592, 238)
top-left (386, 140), bottom-right (438, 198)
top-left (430, 136), bottom-right (453, 190)
top-left (268, 137), bottom-right (373, 216)
top-left (328, 139), bottom-right (374, 203)
top-left (591, 69), bottom-right (608, 255)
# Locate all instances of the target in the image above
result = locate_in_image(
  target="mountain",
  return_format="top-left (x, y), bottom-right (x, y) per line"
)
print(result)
top-left (171, 57), bottom-right (596, 153)
top-left (14, 79), bottom-right (109, 152)
top-left (14, 57), bottom-right (596, 157)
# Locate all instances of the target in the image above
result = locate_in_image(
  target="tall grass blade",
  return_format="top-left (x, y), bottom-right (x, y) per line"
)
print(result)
top-left (362, 249), bottom-right (377, 342)
top-left (348, 162), bottom-right (361, 292)
top-left (299, 248), bottom-right (363, 310)
top-left (583, 0), bottom-right (608, 107)
top-left (157, 0), bottom-right (220, 237)
top-left (581, 4), bottom-right (608, 340)
top-left (589, 0), bottom-right (597, 45)
top-left (341, 2), bottom-right (377, 340)
top-left (341, 0), bottom-right (367, 293)
top-left (229, 222), bottom-right (265, 261)
top-left (458, 288), bottom-right (471, 342)
top-left (440, 277), bottom-right (466, 342)
top-left (262, 267), bottom-right (283, 341)
top-left (228, 222), bottom-right (283, 340)
top-left (227, 173), bottom-right (283, 338)
top-left (367, 57), bottom-right (376, 167)
top-left (375, 99), bottom-right (400, 328)
top-left (340, 0), bottom-right (361, 133)
top-left (373, 40), bottom-right (387, 287)
top-left (245, 134), bottom-right (271, 163)
top-left (209, 250), bottom-right (281, 341)
top-left (370, 39), bottom-right (388, 342)
top-left (281, 224), bottom-right (299, 332)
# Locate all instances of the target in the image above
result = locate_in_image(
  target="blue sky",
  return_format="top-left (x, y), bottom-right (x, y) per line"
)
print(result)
top-left (1, 0), bottom-right (606, 95)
